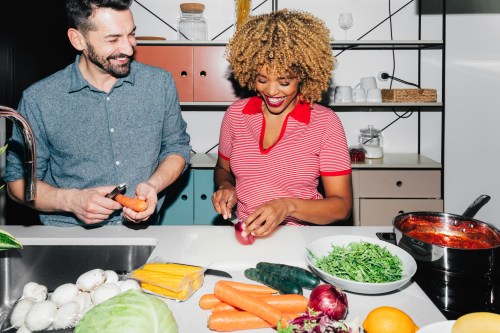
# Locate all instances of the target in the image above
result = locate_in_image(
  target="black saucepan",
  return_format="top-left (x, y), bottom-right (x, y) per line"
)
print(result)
top-left (393, 195), bottom-right (500, 275)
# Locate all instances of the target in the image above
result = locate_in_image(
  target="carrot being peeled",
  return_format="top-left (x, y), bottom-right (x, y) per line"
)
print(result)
top-left (214, 281), bottom-right (289, 328)
top-left (115, 194), bottom-right (147, 212)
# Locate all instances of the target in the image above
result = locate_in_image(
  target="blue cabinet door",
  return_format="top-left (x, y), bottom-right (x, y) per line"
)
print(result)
top-left (193, 169), bottom-right (223, 225)
top-left (159, 170), bottom-right (194, 225)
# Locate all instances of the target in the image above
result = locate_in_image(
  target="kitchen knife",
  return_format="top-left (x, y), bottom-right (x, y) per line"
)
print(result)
top-left (205, 268), bottom-right (232, 278)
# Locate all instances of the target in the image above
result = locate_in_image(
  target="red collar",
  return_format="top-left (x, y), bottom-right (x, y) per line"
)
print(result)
top-left (242, 96), bottom-right (311, 124)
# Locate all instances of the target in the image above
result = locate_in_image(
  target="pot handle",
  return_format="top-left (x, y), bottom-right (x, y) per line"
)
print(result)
top-left (462, 194), bottom-right (490, 218)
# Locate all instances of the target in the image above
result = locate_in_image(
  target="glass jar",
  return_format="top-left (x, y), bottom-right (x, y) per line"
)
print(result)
top-left (358, 125), bottom-right (382, 148)
top-left (178, 3), bottom-right (207, 41)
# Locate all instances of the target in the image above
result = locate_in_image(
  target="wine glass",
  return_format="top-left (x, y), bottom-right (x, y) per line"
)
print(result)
top-left (338, 13), bottom-right (353, 40)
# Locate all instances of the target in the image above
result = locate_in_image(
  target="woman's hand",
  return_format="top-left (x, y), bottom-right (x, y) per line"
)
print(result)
top-left (242, 198), bottom-right (291, 237)
top-left (212, 185), bottom-right (237, 220)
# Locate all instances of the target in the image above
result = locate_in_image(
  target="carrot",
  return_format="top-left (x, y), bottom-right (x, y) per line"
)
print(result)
top-left (216, 280), bottom-right (278, 294)
top-left (115, 194), bottom-right (147, 212)
top-left (214, 281), bottom-right (289, 328)
top-left (200, 292), bottom-right (271, 310)
top-left (208, 311), bottom-right (300, 332)
top-left (212, 294), bottom-right (308, 314)
top-left (208, 310), bottom-right (274, 331)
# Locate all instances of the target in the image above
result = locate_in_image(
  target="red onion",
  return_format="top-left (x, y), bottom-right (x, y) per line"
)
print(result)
top-left (308, 284), bottom-right (348, 320)
top-left (234, 222), bottom-right (255, 245)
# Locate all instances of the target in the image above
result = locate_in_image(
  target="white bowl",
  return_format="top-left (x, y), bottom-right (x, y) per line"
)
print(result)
top-left (305, 235), bottom-right (417, 294)
top-left (417, 320), bottom-right (455, 333)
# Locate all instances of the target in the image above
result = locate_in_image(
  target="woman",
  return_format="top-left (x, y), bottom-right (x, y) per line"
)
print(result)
top-left (212, 9), bottom-right (352, 238)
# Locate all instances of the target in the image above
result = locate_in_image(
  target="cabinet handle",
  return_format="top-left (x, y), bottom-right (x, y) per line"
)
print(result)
top-left (200, 194), bottom-right (207, 200)
top-left (181, 71), bottom-right (188, 77)
top-left (396, 180), bottom-right (403, 187)
top-left (199, 70), bottom-right (206, 77)
top-left (181, 194), bottom-right (188, 201)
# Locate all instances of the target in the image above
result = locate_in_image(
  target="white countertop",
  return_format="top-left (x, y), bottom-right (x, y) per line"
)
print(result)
top-left (2, 225), bottom-right (446, 332)
top-left (189, 153), bottom-right (442, 169)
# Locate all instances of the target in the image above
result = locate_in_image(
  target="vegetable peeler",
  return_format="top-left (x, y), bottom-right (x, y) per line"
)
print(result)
top-left (105, 183), bottom-right (126, 199)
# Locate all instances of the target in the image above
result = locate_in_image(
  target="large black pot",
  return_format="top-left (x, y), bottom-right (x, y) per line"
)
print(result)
top-left (393, 195), bottom-right (500, 275)
top-left (392, 195), bottom-right (500, 317)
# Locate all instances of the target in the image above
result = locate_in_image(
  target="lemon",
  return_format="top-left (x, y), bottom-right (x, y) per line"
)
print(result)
top-left (0, 228), bottom-right (23, 251)
top-left (363, 306), bottom-right (419, 333)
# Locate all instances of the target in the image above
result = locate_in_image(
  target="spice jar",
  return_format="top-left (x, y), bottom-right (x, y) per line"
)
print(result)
top-left (178, 3), bottom-right (207, 41)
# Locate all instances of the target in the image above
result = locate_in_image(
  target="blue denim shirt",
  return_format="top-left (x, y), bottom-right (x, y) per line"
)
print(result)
top-left (5, 55), bottom-right (191, 226)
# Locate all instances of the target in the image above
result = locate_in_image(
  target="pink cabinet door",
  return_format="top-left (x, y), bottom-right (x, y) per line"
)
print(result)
top-left (135, 45), bottom-right (194, 102)
top-left (193, 46), bottom-right (238, 102)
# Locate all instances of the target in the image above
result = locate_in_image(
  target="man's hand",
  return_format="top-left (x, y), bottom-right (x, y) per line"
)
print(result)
top-left (121, 182), bottom-right (158, 223)
top-left (67, 186), bottom-right (122, 224)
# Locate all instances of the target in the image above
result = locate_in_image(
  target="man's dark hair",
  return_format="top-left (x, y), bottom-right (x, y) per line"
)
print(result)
top-left (66, 0), bottom-right (132, 34)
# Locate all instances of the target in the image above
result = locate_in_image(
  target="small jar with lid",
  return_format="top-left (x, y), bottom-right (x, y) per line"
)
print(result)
top-left (178, 3), bottom-right (207, 41)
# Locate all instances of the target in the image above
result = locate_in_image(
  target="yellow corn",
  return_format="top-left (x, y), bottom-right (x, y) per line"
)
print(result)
top-left (142, 262), bottom-right (203, 275)
top-left (141, 273), bottom-right (204, 301)
top-left (131, 269), bottom-right (187, 292)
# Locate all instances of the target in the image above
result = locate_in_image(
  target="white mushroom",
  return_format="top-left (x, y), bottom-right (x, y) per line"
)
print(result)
top-left (21, 282), bottom-right (47, 302)
top-left (52, 302), bottom-right (80, 330)
top-left (24, 300), bottom-right (57, 331)
top-left (50, 283), bottom-right (79, 307)
top-left (118, 279), bottom-right (141, 293)
top-left (16, 325), bottom-right (31, 333)
top-left (76, 269), bottom-right (106, 291)
top-left (10, 298), bottom-right (35, 328)
top-left (104, 270), bottom-right (119, 284)
top-left (90, 283), bottom-right (121, 305)
top-left (73, 291), bottom-right (93, 315)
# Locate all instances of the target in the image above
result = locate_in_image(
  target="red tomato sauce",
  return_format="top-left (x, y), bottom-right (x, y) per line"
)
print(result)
top-left (407, 230), bottom-right (491, 249)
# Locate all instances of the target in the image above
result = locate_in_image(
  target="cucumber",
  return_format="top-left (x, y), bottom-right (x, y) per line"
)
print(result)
top-left (244, 268), bottom-right (303, 295)
top-left (256, 262), bottom-right (320, 290)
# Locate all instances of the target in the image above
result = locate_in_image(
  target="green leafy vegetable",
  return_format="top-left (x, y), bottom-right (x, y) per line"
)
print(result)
top-left (0, 228), bottom-right (22, 251)
top-left (74, 289), bottom-right (178, 333)
top-left (309, 241), bottom-right (403, 283)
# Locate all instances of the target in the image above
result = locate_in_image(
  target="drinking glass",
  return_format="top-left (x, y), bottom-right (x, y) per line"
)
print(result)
top-left (338, 13), bottom-right (353, 40)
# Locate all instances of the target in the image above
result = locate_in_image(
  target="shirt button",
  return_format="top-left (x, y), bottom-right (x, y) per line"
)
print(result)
top-left (115, 161), bottom-right (120, 166)
top-left (106, 97), bottom-right (110, 101)
top-left (110, 128), bottom-right (115, 133)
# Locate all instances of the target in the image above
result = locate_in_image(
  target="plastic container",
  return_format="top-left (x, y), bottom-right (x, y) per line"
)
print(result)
top-left (178, 3), bottom-right (207, 41)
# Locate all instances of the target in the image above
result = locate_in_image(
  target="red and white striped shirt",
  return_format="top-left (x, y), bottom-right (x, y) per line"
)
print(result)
top-left (218, 96), bottom-right (351, 225)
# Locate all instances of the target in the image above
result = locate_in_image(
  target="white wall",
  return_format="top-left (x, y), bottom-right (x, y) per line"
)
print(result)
top-left (445, 14), bottom-right (500, 227)
top-left (131, 0), bottom-right (444, 157)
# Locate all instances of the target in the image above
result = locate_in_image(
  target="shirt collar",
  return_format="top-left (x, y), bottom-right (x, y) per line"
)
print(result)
top-left (242, 96), bottom-right (311, 124)
top-left (69, 54), bottom-right (136, 93)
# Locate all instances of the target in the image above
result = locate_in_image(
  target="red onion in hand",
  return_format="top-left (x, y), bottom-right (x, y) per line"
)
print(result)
top-left (308, 284), bottom-right (348, 320)
top-left (234, 221), bottom-right (255, 245)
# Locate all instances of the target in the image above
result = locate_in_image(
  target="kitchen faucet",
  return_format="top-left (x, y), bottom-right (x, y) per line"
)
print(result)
top-left (0, 105), bottom-right (36, 201)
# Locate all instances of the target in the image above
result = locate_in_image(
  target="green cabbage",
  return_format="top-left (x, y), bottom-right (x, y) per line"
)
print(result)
top-left (74, 289), bottom-right (178, 333)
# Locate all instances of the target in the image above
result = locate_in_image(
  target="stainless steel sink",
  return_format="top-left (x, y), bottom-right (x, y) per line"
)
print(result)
top-left (0, 239), bottom-right (156, 331)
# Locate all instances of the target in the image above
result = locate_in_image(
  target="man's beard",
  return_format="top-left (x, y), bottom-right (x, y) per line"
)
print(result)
top-left (87, 43), bottom-right (132, 78)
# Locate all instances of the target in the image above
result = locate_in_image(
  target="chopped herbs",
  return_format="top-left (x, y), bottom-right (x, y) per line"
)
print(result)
top-left (309, 241), bottom-right (403, 283)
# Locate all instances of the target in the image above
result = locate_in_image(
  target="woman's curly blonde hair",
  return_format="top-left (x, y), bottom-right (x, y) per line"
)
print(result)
top-left (226, 9), bottom-right (335, 104)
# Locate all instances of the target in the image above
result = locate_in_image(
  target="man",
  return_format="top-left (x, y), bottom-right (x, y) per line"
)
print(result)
top-left (4, 0), bottom-right (191, 226)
